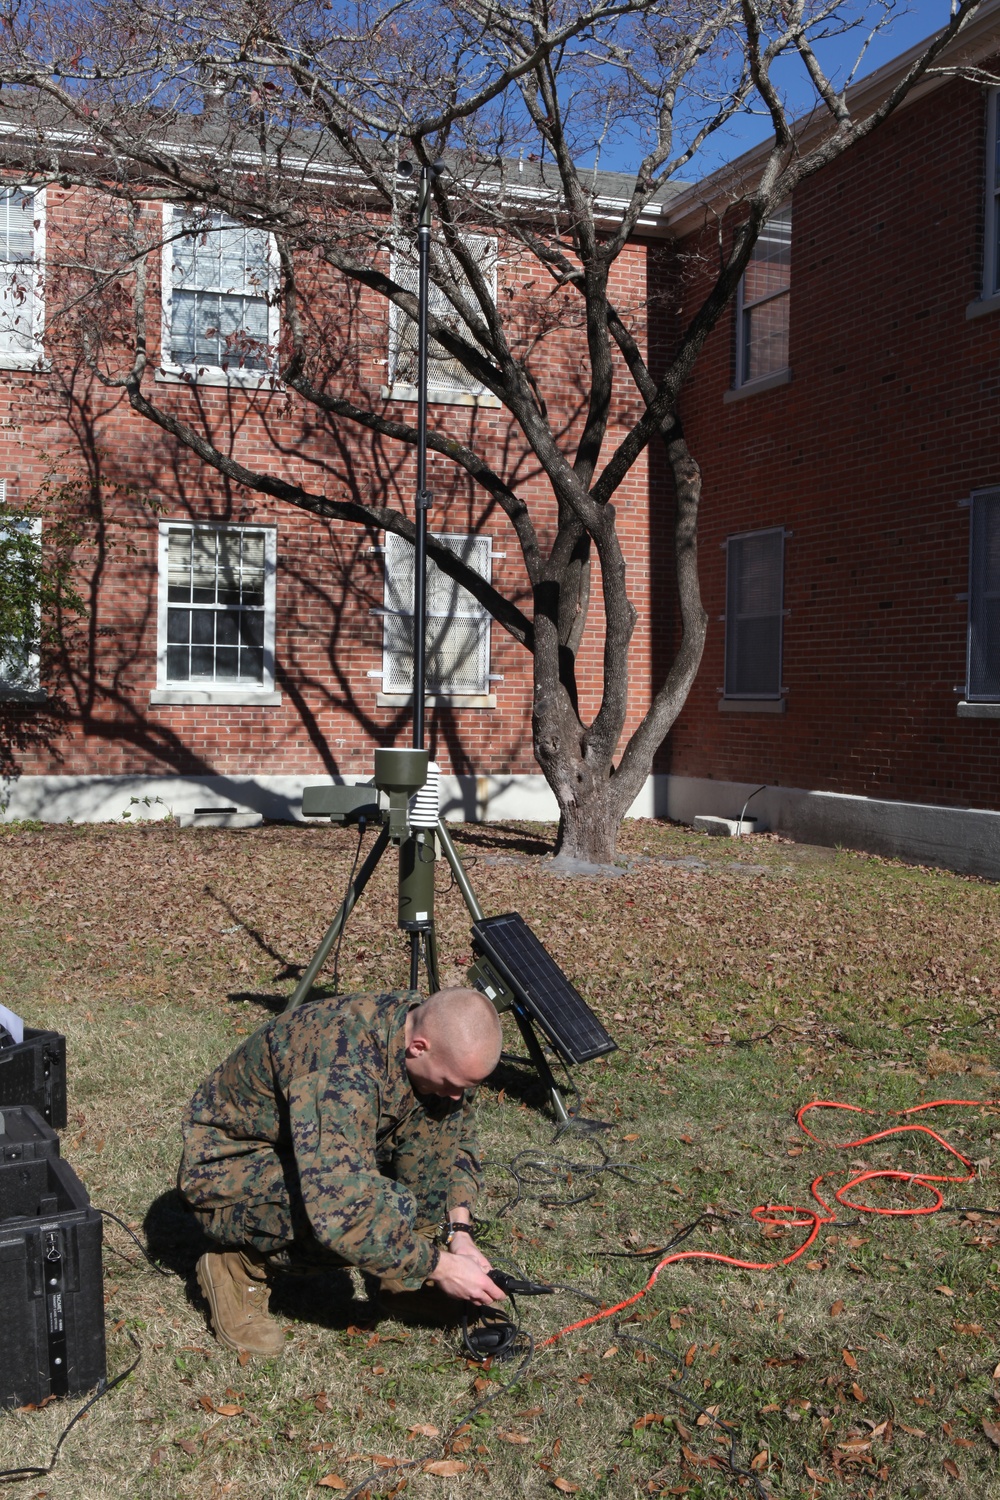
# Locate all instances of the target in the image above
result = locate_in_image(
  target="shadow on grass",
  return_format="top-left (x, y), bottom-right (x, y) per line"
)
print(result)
top-left (449, 825), bottom-right (553, 857)
top-left (142, 1188), bottom-right (373, 1331)
top-left (226, 988), bottom-right (294, 1015)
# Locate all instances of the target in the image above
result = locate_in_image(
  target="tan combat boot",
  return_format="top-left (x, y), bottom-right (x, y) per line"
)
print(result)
top-left (196, 1248), bottom-right (285, 1357)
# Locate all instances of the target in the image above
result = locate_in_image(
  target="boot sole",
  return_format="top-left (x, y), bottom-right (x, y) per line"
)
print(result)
top-left (195, 1255), bottom-right (284, 1358)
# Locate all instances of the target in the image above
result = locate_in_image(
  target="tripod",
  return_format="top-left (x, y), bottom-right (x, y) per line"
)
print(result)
top-left (284, 750), bottom-right (578, 1123)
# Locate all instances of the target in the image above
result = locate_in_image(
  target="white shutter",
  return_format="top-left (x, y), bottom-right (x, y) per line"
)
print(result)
top-left (389, 234), bottom-right (497, 396)
top-left (382, 531), bottom-right (491, 694)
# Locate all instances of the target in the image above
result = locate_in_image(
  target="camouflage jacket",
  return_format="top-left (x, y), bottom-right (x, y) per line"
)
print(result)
top-left (179, 990), bottom-right (481, 1283)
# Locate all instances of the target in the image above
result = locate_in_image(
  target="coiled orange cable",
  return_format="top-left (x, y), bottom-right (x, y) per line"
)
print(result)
top-left (540, 1097), bottom-right (995, 1348)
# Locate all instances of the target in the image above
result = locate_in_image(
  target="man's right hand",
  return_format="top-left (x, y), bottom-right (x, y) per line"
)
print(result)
top-left (428, 1249), bottom-right (506, 1305)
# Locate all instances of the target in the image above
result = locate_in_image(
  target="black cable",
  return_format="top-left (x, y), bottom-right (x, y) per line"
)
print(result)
top-left (98, 1209), bottom-right (171, 1275)
top-left (330, 817), bottom-right (367, 997)
top-left (0, 1328), bottom-right (142, 1483)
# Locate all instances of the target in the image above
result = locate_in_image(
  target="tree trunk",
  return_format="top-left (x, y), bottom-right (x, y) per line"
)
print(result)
top-left (552, 780), bottom-right (623, 865)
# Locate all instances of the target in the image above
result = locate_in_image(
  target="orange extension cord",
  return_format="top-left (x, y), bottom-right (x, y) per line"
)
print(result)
top-left (540, 1097), bottom-right (997, 1349)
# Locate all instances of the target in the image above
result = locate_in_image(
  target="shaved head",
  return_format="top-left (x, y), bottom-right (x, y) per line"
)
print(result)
top-left (404, 988), bottom-right (503, 1098)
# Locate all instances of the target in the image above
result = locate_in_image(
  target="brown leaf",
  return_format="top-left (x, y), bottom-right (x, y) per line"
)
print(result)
top-left (954, 1438), bottom-right (976, 1450)
top-left (952, 1322), bottom-right (983, 1336)
top-left (898, 1423), bottom-right (927, 1437)
top-left (176, 1439), bottom-right (197, 1456)
top-left (553, 1481), bottom-right (580, 1493)
top-left (829, 1300), bottom-right (845, 1317)
top-left (237, 1349), bottom-right (250, 1368)
top-left (943, 1459), bottom-right (961, 1480)
top-left (514, 1407), bottom-right (544, 1420)
top-left (983, 1418), bottom-right (1000, 1449)
top-left (934, 1285), bottom-right (955, 1298)
top-left (497, 1432), bottom-right (531, 1444)
top-left (622, 1133), bottom-right (639, 1142)
top-left (317, 1478), bottom-right (348, 1491)
top-left (805, 1467), bottom-right (830, 1482)
top-left (423, 1460), bottom-right (468, 1476)
top-left (684, 1344), bottom-right (697, 1367)
top-left (472, 1377), bottom-right (492, 1394)
top-left (851, 1384), bottom-right (866, 1403)
top-left (633, 1414), bottom-right (665, 1430)
top-left (842, 1349), bottom-right (858, 1371)
top-left (669, 1315), bottom-right (682, 1330)
top-left (215, 1403), bottom-right (242, 1417)
top-left (750, 1451), bottom-right (769, 1471)
top-left (198, 1394), bottom-right (214, 1411)
top-left (407, 1425), bottom-right (439, 1439)
top-left (575, 1373), bottom-right (593, 1385)
top-left (695, 1406), bottom-right (720, 1427)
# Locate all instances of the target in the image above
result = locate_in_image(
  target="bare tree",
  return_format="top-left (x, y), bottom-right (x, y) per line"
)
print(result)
top-left (0, 0), bottom-right (986, 860)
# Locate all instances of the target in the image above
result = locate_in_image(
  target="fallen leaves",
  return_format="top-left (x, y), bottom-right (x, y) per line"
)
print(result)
top-left (829, 1300), bottom-right (845, 1317)
top-left (552, 1480), bottom-right (580, 1493)
top-left (983, 1418), bottom-right (1000, 1449)
top-left (317, 1477), bottom-right (348, 1491)
top-left (841, 1349), bottom-right (858, 1371)
top-left (423, 1460), bottom-right (468, 1476)
top-left (633, 1414), bottom-right (665, 1430)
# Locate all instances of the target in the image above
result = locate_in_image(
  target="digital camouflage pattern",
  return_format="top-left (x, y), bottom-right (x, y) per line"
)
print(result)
top-left (178, 990), bottom-right (482, 1289)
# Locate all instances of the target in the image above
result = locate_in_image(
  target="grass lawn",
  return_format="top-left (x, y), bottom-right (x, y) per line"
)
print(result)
top-left (0, 816), bottom-right (999, 1500)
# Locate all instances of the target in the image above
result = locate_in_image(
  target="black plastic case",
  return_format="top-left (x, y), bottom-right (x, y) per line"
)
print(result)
top-left (0, 1028), bottom-right (68, 1128)
top-left (0, 1118), bottom-right (105, 1407)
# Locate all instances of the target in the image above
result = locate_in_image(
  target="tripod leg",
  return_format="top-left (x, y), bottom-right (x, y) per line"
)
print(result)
top-left (284, 825), bottom-right (391, 1012)
top-left (436, 821), bottom-right (484, 922)
top-left (424, 925), bottom-right (441, 994)
top-left (511, 1007), bottom-right (571, 1124)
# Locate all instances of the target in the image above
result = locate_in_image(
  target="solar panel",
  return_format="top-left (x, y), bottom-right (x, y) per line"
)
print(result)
top-left (470, 912), bottom-right (616, 1065)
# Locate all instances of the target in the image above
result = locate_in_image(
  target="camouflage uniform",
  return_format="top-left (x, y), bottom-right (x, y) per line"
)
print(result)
top-left (178, 990), bottom-right (482, 1290)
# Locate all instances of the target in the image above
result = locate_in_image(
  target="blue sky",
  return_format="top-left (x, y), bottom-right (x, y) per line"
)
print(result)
top-left (594, 1), bottom-right (957, 177)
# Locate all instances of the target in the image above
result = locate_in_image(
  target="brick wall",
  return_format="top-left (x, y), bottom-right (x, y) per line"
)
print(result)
top-left (665, 72), bottom-right (1000, 813)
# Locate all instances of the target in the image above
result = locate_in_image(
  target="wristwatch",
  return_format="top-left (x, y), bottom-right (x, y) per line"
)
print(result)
top-left (440, 1220), bottom-right (474, 1248)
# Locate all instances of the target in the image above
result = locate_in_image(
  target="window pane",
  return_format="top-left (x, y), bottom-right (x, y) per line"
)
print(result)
top-left (725, 529), bottom-right (783, 698)
top-left (166, 607), bottom-right (190, 644)
top-left (217, 610), bottom-right (240, 647)
top-left (970, 491), bottom-right (1000, 698)
top-left (191, 533), bottom-right (217, 604)
top-left (171, 212), bottom-right (271, 370)
top-left (191, 609), bottom-right (214, 645)
top-left (190, 645), bottom-right (214, 677)
top-left (240, 611), bottom-right (264, 648)
top-left (166, 644), bottom-right (188, 679)
top-left (239, 646), bottom-right (264, 681)
top-left (744, 292), bottom-right (789, 383)
top-left (215, 645), bottom-right (239, 678)
top-left (743, 208), bottom-right (791, 306)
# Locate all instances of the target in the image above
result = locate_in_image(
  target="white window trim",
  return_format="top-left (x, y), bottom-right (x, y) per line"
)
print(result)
top-left (157, 205), bottom-right (280, 388)
top-left (0, 500), bottom-right (44, 700)
top-left (375, 530), bottom-right (494, 703)
top-left (385, 234), bottom-right (500, 407)
top-left (965, 485), bottom-right (1000, 704)
top-left (0, 187), bottom-right (46, 372)
top-left (723, 524), bottom-right (786, 701)
top-left (734, 205), bottom-right (791, 391)
top-left (152, 520), bottom-right (280, 706)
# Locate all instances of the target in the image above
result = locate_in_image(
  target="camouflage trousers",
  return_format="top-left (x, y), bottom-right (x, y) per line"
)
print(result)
top-left (180, 1132), bottom-right (453, 1279)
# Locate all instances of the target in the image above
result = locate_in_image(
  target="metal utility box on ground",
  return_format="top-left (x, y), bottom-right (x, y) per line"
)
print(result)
top-left (0, 1107), bottom-right (105, 1408)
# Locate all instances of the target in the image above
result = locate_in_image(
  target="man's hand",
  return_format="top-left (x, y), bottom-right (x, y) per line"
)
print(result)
top-left (428, 1248), bottom-right (506, 1305)
top-left (448, 1230), bottom-right (494, 1276)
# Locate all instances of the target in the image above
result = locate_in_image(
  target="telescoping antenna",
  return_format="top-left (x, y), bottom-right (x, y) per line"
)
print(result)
top-left (288, 162), bottom-right (615, 1121)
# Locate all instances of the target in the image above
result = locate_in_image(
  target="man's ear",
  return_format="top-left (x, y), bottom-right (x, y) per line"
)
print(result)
top-left (406, 1033), bottom-right (430, 1058)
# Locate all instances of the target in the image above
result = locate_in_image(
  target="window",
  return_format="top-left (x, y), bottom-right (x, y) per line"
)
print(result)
top-left (161, 208), bottom-right (278, 379)
top-left (0, 495), bottom-right (42, 698)
top-left (968, 488), bottom-right (1000, 701)
top-left (736, 205), bottom-right (791, 386)
top-left (380, 531), bottom-right (492, 697)
top-left (983, 89), bottom-right (1000, 300)
top-left (156, 523), bottom-right (276, 695)
top-left (0, 187), bottom-right (44, 368)
top-left (388, 234), bottom-right (497, 400)
top-left (724, 527), bottom-right (784, 699)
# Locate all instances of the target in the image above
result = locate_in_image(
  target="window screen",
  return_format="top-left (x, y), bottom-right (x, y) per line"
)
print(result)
top-left (164, 527), bottom-right (270, 685)
top-left (390, 234), bottom-right (497, 396)
top-left (738, 205), bottom-right (791, 385)
top-left (0, 503), bottom-right (41, 693)
top-left (724, 527), bottom-right (784, 699)
top-left (382, 531), bottom-right (491, 695)
top-left (968, 488), bottom-right (1000, 701)
top-left (169, 210), bottom-right (273, 371)
top-left (0, 190), bottom-right (37, 360)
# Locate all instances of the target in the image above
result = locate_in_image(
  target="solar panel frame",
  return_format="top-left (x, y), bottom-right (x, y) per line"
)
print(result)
top-left (471, 912), bottom-right (616, 1064)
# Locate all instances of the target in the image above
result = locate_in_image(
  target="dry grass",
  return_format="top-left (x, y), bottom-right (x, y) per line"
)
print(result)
top-left (0, 817), bottom-right (999, 1500)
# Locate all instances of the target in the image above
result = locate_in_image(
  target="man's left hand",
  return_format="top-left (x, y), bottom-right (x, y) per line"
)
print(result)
top-left (449, 1230), bottom-right (493, 1276)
